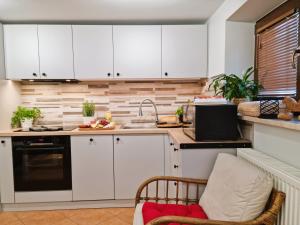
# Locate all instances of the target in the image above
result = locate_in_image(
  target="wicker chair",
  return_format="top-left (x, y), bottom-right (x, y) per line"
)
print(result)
top-left (135, 176), bottom-right (285, 225)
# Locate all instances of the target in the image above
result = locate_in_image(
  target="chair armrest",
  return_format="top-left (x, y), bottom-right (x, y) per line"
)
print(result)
top-left (135, 176), bottom-right (208, 206)
top-left (146, 216), bottom-right (250, 225)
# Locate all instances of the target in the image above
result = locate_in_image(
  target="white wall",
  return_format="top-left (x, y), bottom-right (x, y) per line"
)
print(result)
top-left (225, 21), bottom-right (255, 75)
top-left (254, 124), bottom-right (300, 170)
top-left (0, 23), bottom-right (5, 79)
top-left (0, 81), bottom-right (21, 129)
top-left (0, 23), bottom-right (19, 130)
top-left (207, 0), bottom-right (248, 76)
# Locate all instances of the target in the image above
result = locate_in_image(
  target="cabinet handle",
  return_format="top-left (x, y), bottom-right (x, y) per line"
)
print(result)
top-left (164, 72), bottom-right (168, 76)
top-left (170, 143), bottom-right (174, 146)
top-left (89, 138), bottom-right (94, 142)
top-left (33, 73), bottom-right (37, 77)
top-left (42, 73), bottom-right (47, 77)
top-left (1, 140), bottom-right (5, 144)
top-left (174, 165), bottom-right (179, 169)
top-left (174, 182), bottom-right (177, 186)
top-left (116, 73), bottom-right (120, 77)
top-left (116, 137), bottom-right (120, 142)
top-left (107, 73), bottom-right (111, 77)
top-left (174, 148), bottom-right (178, 152)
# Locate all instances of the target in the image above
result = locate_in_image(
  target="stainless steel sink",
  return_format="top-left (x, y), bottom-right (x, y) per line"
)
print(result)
top-left (121, 123), bottom-right (157, 129)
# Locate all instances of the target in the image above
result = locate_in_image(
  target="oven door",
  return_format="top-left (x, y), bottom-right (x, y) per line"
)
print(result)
top-left (13, 143), bottom-right (72, 192)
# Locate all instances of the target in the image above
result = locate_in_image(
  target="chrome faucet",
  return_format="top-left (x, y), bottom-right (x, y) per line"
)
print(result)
top-left (138, 99), bottom-right (159, 123)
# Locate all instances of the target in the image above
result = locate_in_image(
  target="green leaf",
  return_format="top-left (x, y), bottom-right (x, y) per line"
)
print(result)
top-left (82, 101), bottom-right (96, 117)
top-left (209, 66), bottom-right (262, 101)
top-left (11, 106), bottom-right (41, 128)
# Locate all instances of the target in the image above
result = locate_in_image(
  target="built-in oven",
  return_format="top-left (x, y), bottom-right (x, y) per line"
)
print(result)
top-left (12, 136), bottom-right (72, 192)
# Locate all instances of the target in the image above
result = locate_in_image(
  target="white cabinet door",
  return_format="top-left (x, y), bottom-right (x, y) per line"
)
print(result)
top-left (162, 25), bottom-right (207, 78)
top-left (73, 25), bottom-right (114, 80)
top-left (38, 25), bottom-right (74, 79)
top-left (71, 135), bottom-right (114, 201)
top-left (181, 148), bottom-right (236, 179)
top-left (114, 135), bottom-right (165, 199)
top-left (0, 137), bottom-right (14, 203)
top-left (4, 25), bottom-right (40, 79)
top-left (113, 25), bottom-right (161, 79)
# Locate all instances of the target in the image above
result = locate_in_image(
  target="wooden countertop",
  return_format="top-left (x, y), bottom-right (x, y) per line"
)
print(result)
top-left (241, 116), bottom-right (300, 132)
top-left (168, 129), bottom-right (251, 149)
top-left (0, 126), bottom-right (251, 149)
top-left (0, 126), bottom-right (169, 137)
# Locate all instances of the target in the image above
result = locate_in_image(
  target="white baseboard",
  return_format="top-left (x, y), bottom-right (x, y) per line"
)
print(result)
top-left (15, 191), bottom-right (73, 203)
top-left (1, 199), bottom-right (134, 211)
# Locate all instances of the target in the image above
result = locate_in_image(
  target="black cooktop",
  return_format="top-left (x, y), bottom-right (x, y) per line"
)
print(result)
top-left (29, 126), bottom-right (63, 132)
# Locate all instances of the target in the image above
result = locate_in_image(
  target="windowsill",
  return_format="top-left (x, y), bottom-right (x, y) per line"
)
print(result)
top-left (240, 115), bottom-right (300, 132)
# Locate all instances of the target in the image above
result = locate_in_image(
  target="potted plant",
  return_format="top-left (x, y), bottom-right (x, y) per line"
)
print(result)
top-left (11, 106), bottom-right (41, 131)
top-left (176, 106), bottom-right (184, 123)
top-left (82, 101), bottom-right (96, 125)
top-left (209, 67), bottom-right (262, 104)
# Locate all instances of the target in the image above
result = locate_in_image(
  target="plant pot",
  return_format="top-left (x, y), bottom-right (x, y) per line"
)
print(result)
top-left (232, 98), bottom-right (247, 105)
top-left (178, 115), bottom-right (184, 123)
top-left (83, 116), bottom-right (95, 125)
top-left (21, 118), bottom-right (33, 131)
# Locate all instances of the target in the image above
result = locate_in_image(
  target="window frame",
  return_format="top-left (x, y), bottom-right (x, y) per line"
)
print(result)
top-left (254, 0), bottom-right (300, 99)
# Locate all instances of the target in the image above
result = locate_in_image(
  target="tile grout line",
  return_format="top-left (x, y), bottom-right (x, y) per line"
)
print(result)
top-left (12, 212), bottom-right (26, 225)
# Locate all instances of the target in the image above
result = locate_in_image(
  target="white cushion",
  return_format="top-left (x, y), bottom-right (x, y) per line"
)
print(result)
top-left (199, 153), bottom-right (273, 222)
top-left (133, 203), bottom-right (144, 225)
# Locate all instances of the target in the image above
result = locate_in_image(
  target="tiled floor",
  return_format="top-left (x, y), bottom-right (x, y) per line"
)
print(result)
top-left (0, 208), bottom-right (135, 225)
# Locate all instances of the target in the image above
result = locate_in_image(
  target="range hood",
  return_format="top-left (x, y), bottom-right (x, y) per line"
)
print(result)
top-left (21, 79), bottom-right (79, 83)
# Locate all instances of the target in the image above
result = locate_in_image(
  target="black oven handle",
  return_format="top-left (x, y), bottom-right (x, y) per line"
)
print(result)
top-left (15, 146), bottom-right (65, 152)
top-left (29, 143), bottom-right (54, 146)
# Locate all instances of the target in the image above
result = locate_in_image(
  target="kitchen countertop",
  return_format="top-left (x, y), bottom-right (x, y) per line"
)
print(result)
top-left (168, 129), bottom-right (251, 149)
top-left (240, 115), bottom-right (300, 132)
top-left (0, 126), bottom-right (252, 149)
top-left (0, 126), bottom-right (169, 137)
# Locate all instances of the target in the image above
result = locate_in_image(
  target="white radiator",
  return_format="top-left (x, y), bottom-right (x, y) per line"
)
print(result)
top-left (237, 148), bottom-right (300, 225)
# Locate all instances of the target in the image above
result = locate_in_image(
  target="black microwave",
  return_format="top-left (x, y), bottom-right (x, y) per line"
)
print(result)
top-left (183, 104), bottom-right (238, 141)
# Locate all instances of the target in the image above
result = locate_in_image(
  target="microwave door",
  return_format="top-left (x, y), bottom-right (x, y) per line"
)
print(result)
top-left (183, 105), bottom-right (196, 140)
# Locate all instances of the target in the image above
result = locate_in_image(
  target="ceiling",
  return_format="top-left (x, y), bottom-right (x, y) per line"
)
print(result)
top-left (229, 0), bottom-right (287, 22)
top-left (0, 0), bottom-right (225, 23)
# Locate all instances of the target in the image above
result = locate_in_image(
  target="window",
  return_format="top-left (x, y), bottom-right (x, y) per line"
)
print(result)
top-left (255, 0), bottom-right (300, 98)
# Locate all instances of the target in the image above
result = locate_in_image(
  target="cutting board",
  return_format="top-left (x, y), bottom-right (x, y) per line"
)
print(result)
top-left (156, 123), bottom-right (182, 128)
top-left (78, 126), bottom-right (115, 131)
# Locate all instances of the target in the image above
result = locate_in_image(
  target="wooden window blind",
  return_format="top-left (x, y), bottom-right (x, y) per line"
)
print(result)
top-left (256, 11), bottom-right (300, 96)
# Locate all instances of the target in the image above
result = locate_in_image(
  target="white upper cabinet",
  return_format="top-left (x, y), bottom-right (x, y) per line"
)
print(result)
top-left (38, 25), bottom-right (74, 79)
top-left (162, 25), bottom-right (207, 78)
top-left (73, 25), bottom-right (114, 80)
top-left (4, 25), bottom-right (40, 79)
top-left (113, 25), bottom-right (162, 79)
top-left (3, 24), bottom-right (208, 80)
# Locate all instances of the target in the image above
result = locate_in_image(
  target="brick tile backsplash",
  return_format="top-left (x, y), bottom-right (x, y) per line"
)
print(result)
top-left (20, 79), bottom-right (208, 126)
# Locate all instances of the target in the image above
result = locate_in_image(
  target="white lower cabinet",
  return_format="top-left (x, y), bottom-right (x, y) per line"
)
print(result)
top-left (166, 137), bottom-right (237, 197)
top-left (179, 148), bottom-right (236, 179)
top-left (71, 135), bottom-right (114, 201)
top-left (0, 137), bottom-right (14, 203)
top-left (114, 135), bottom-right (165, 199)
